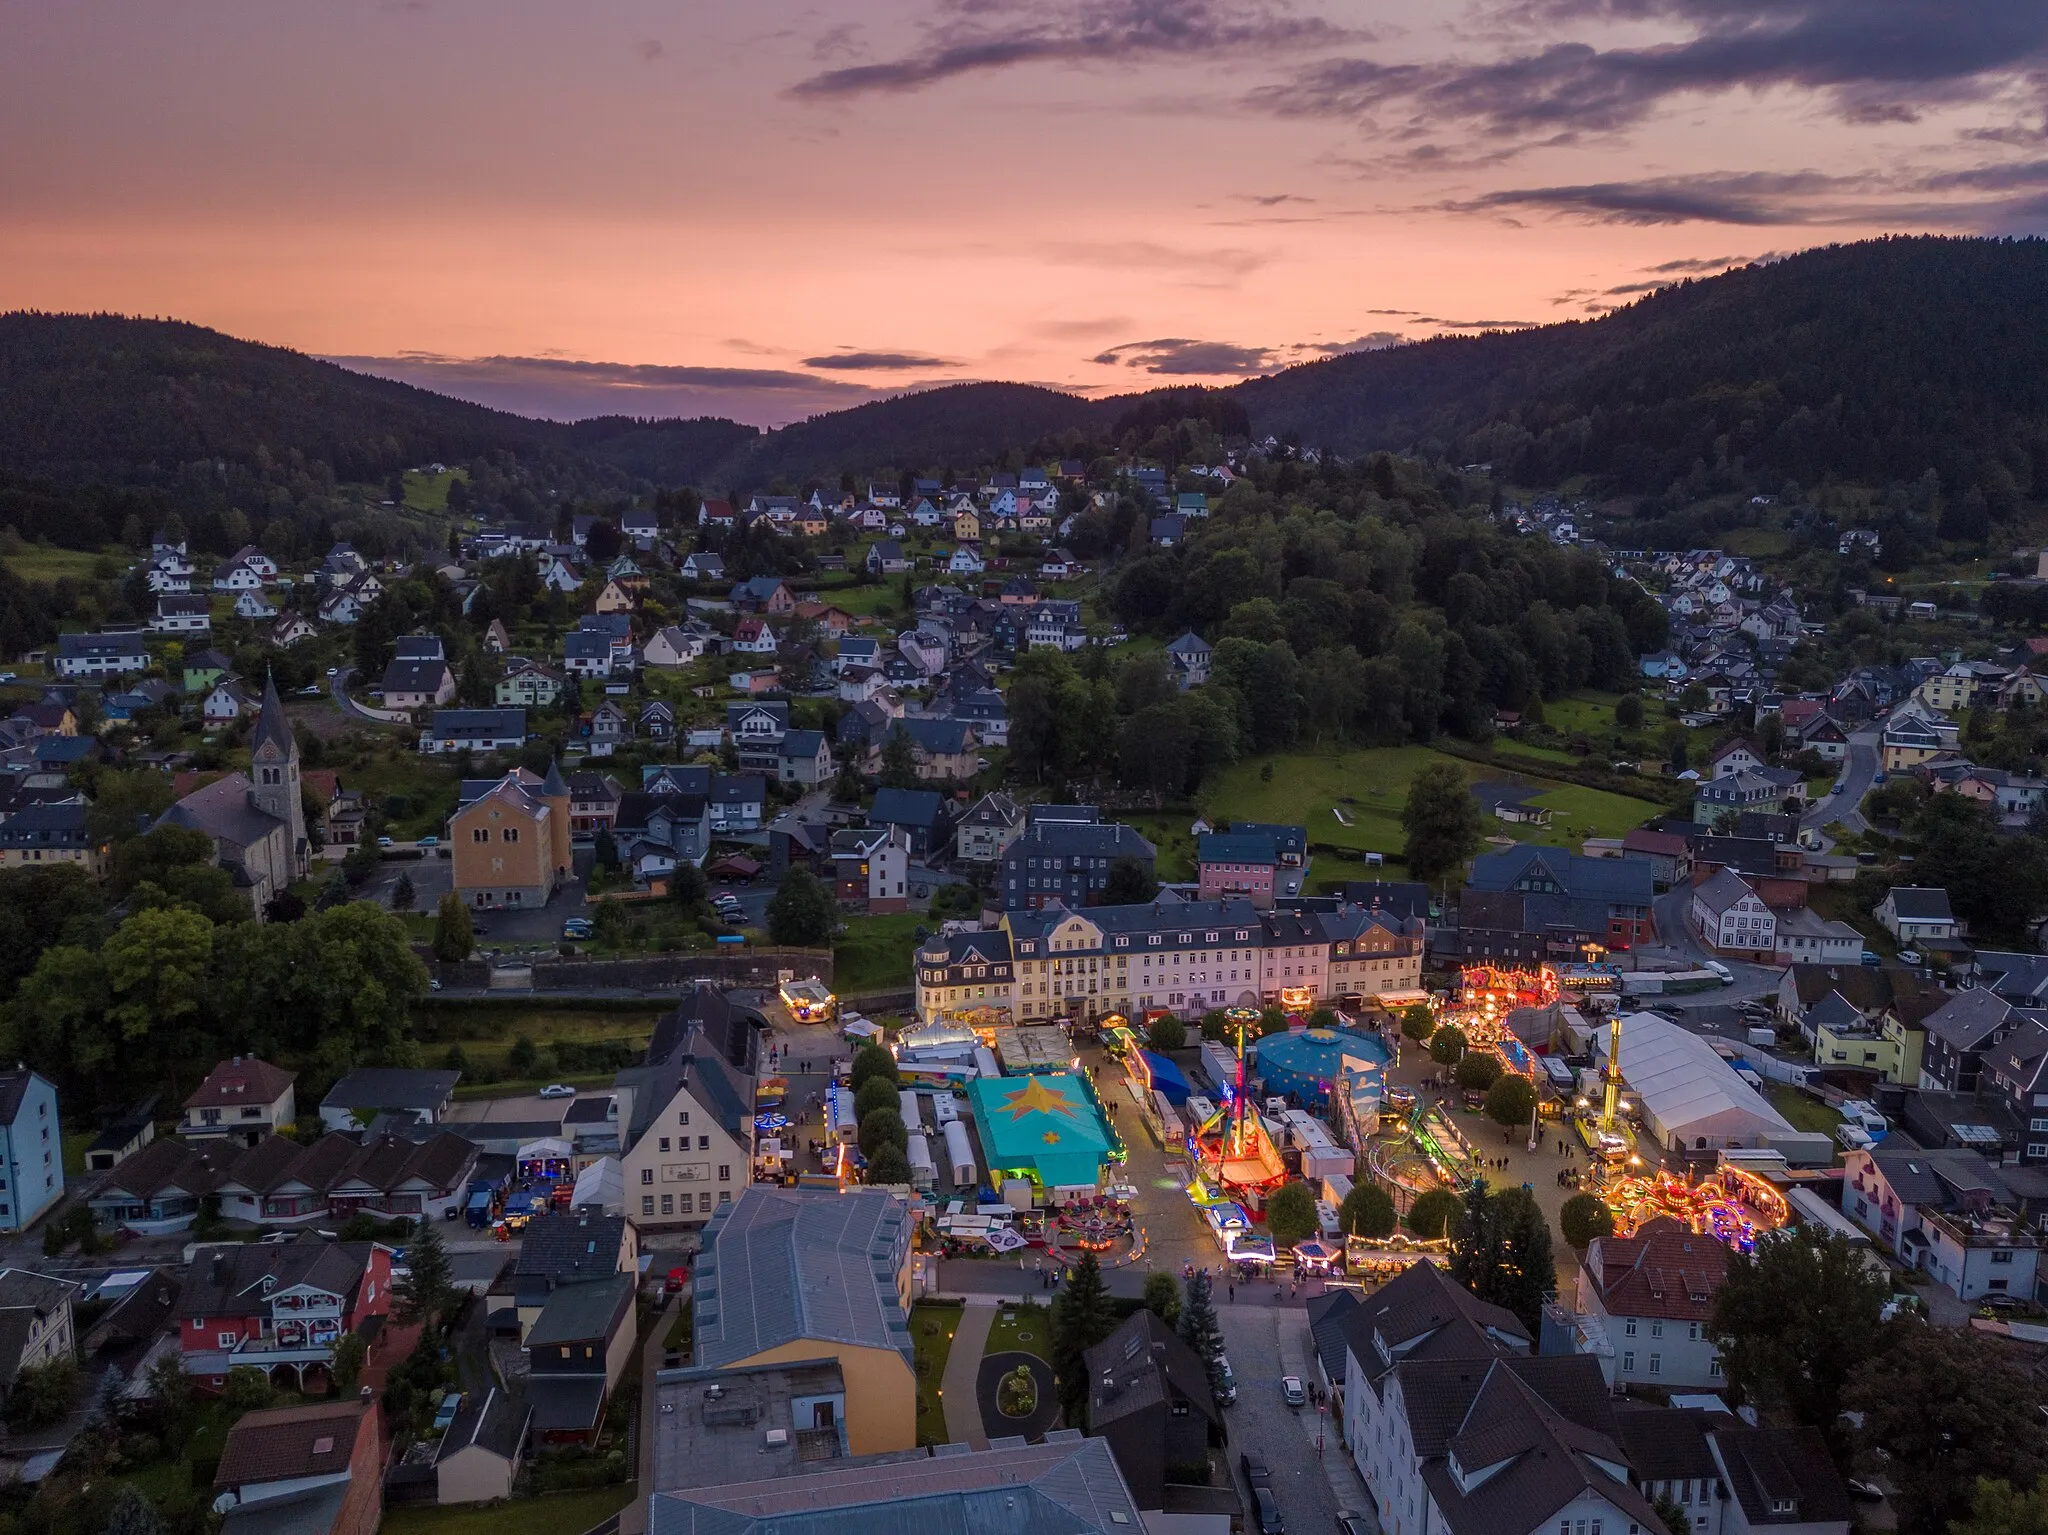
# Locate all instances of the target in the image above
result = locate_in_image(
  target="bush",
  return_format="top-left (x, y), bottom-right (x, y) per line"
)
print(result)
top-left (8, 1356), bottom-right (78, 1428)
top-left (1264, 1180), bottom-right (1319, 1247)
top-left (222, 1365), bottom-right (273, 1414)
top-left (1455, 1051), bottom-right (1503, 1092)
top-left (1338, 1183), bottom-right (1397, 1239)
top-left (1429, 1025), bottom-right (1468, 1066)
top-left (1400, 1004), bottom-right (1436, 1043)
top-left (1559, 1192), bottom-right (1614, 1247)
top-left (1148, 1014), bottom-right (1186, 1051)
top-left (1484, 1073), bottom-right (1538, 1127)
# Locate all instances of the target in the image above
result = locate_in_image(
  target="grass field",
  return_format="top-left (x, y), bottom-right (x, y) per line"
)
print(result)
top-left (835, 911), bottom-right (927, 994)
top-left (911, 1301), bottom-right (962, 1445)
top-left (1197, 745), bottom-right (1659, 870)
top-left (381, 1486), bottom-right (636, 1535)
top-left (1767, 1084), bottom-right (1844, 1136)
top-left (3, 545), bottom-right (121, 584)
top-left (400, 468), bottom-right (466, 514)
top-left (335, 751), bottom-right (463, 840)
top-left (1723, 528), bottom-right (1791, 558)
top-left (986, 1301), bottom-right (1052, 1359)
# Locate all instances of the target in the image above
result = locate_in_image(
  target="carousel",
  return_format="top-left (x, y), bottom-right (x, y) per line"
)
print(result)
top-left (1600, 1164), bottom-right (1791, 1253)
top-left (1454, 964), bottom-right (1559, 1047)
top-left (1187, 1011), bottom-right (1289, 1205)
top-left (1343, 1232), bottom-right (1453, 1279)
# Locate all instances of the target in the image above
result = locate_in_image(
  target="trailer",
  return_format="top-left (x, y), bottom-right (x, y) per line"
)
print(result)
top-left (899, 1089), bottom-right (924, 1135)
top-left (906, 1133), bottom-right (937, 1190)
top-left (943, 1119), bottom-right (978, 1187)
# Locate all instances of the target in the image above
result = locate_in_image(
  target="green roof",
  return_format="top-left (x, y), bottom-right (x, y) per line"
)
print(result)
top-left (967, 1073), bottom-right (1119, 1189)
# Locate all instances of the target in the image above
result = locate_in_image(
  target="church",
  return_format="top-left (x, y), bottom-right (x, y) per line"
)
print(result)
top-left (155, 674), bottom-right (309, 919)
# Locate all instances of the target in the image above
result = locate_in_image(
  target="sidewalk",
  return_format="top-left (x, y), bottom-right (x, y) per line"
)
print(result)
top-left (621, 1294), bottom-right (681, 1535)
top-left (940, 1296), bottom-right (998, 1448)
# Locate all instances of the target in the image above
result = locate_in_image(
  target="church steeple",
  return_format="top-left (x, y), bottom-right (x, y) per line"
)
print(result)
top-left (249, 670), bottom-right (307, 877)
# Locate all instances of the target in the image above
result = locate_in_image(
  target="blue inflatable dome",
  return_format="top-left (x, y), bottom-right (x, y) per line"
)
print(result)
top-left (1252, 1027), bottom-right (1388, 1107)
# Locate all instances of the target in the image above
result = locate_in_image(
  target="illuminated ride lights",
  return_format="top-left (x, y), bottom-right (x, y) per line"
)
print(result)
top-left (1599, 1166), bottom-right (1790, 1253)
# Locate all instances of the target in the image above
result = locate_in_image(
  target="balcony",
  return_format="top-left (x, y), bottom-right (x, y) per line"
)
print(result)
top-left (1921, 1205), bottom-right (2043, 1253)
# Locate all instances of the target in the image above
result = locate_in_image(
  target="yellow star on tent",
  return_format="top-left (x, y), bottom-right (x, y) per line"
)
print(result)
top-left (999, 1075), bottom-right (1076, 1121)
top-left (1042, 1131), bottom-right (1062, 1144)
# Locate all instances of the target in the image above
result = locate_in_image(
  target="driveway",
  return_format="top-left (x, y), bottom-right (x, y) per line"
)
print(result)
top-left (329, 664), bottom-right (398, 726)
top-left (1801, 728), bottom-right (1880, 833)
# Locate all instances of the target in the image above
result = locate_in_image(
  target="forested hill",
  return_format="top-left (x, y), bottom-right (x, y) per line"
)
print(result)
top-left (1232, 236), bottom-right (2048, 505)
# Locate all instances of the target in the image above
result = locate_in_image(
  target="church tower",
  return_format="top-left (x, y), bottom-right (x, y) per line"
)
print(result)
top-left (539, 759), bottom-right (572, 890)
top-left (250, 673), bottom-right (308, 878)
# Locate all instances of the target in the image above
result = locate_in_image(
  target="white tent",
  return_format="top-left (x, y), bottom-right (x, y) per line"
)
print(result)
top-left (1595, 1012), bottom-right (1797, 1152)
top-left (899, 1088), bottom-right (924, 1134)
top-left (943, 1119), bottom-right (977, 1187)
top-left (571, 1156), bottom-right (624, 1215)
top-left (906, 1132), bottom-right (937, 1189)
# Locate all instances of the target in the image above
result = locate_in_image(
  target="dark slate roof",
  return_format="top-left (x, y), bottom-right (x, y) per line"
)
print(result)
top-left (1613, 1405), bottom-right (1722, 1481)
top-left (1885, 886), bottom-right (1955, 922)
top-left (1306, 1289), bottom-right (1360, 1385)
top-left (1467, 845), bottom-right (1653, 905)
top-left (381, 657), bottom-right (450, 693)
top-left (514, 1213), bottom-right (630, 1284)
top-left (1084, 1308), bottom-right (1220, 1429)
top-left (871, 786), bottom-right (946, 830)
top-left (321, 1069), bottom-right (460, 1113)
top-left (528, 1375), bottom-right (608, 1434)
top-left (0, 1070), bottom-right (47, 1125)
top-left (1921, 990), bottom-right (2015, 1052)
top-left (1713, 1425), bottom-right (1853, 1528)
top-left (1198, 832), bottom-right (1279, 865)
top-left (1001, 819), bottom-right (1155, 863)
top-left (250, 673), bottom-right (295, 759)
top-left (438, 1386), bottom-right (531, 1465)
top-left (526, 1272), bottom-right (634, 1347)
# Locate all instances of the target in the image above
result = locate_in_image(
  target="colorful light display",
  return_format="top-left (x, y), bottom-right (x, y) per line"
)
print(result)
top-left (1600, 1166), bottom-right (1790, 1253)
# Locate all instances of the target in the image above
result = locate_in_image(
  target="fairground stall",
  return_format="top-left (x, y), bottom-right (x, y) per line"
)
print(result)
top-left (779, 976), bottom-right (836, 1023)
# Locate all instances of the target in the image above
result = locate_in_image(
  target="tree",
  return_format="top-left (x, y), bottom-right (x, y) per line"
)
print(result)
top-left (669, 860), bottom-right (709, 910)
top-left (766, 867), bottom-right (836, 946)
top-left (1104, 856), bottom-right (1158, 904)
top-left (1709, 1229), bottom-right (1888, 1449)
top-left (1052, 1251), bottom-right (1118, 1422)
top-left (105, 1486), bottom-right (167, 1535)
top-left (1450, 1180), bottom-right (1555, 1334)
top-left (433, 892), bottom-right (474, 961)
top-left (880, 726), bottom-right (918, 790)
top-left (1455, 1051), bottom-right (1503, 1092)
top-left (332, 1331), bottom-right (367, 1394)
top-left (1264, 1180), bottom-right (1318, 1247)
top-left (1406, 1188), bottom-right (1461, 1239)
top-left (1559, 1192), bottom-right (1615, 1248)
top-left (1147, 1013), bottom-right (1186, 1051)
top-left (390, 871), bottom-right (416, 912)
top-left (8, 1355), bottom-right (78, 1428)
top-left (1847, 1323), bottom-right (2048, 1535)
top-left (1615, 693), bottom-right (1644, 730)
top-left (854, 1076), bottom-right (901, 1121)
top-left (1429, 1024), bottom-right (1468, 1066)
top-left (1402, 761), bottom-right (1483, 884)
top-left (865, 1144), bottom-right (912, 1185)
top-left (222, 1364), bottom-right (273, 1413)
top-left (1954, 1477), bottom-right (2048, 1535)
top-left (1338, 1183), bottom-right (1397, 1239)
top-left (594, 826), bottom-right (620, 871)
top-left (1484, 1072), bottom-right (1536, 1126)
top-left (1400, 1003), bottom-right (1436, 1043)
top-left (858, 1108), bottom-right (907, 1160)
top-left (1177, 1269), bottom-right (1230, 1407)
top-left (850, 1043), bottom-right (899, 1091)
top-left (1141, 1270), bottom-right (1183, 1327)
top-left (1650, 1493), bottom-right (1689, 1535)
top-left (394, 1215), bottom-right (455, 1331)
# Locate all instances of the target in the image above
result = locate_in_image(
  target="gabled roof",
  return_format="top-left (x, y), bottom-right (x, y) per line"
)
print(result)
top-left (215, 1400), bottom-right (372, 1488)
top-left (1921, 989), bottom-right (2014, 1052)
top-left (185, 1057), bottom-right (295, 1111)
top-left (514, 1213), bottom-right (630, 1285)
top-left (1883, 885), bottom-right (1955, 922)
top-left (1582, 1217), bottom-right (1726, 1322)
top-left (438, 1385), bottom-right (530, 1465)
top-left (526, 1272), bottom-right (634, 1349)
top-left (1084, 1307), bottom-right (1220, 1429)
top-left (321, 1068), bottom-right (460, 1113)
top-left (871, 786), bottom-right (946, 829)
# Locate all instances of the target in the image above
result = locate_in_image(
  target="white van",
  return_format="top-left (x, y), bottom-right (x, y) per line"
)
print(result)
top-left (1704, 960), bottom-right (1734, 985)
top-left (1215, 1354), bottom-right (1239, 1405)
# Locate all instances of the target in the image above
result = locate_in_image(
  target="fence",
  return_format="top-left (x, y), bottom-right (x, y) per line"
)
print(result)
top-left (433, 949), bottom-right (833, 993)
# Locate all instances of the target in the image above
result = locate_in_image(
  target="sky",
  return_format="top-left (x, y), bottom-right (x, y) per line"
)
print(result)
top-left (4, 0), bottom-right (2047, 427)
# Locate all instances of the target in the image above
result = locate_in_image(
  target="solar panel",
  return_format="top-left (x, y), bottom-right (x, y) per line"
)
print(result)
top-left (1953, 1124), bottom-right (2002, 1146)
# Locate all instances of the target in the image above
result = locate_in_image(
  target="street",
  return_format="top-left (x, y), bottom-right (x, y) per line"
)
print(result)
top-left (1800, 727), bottom-right (1880, 834)
top-left (1220, 1301), bottom-right (1372, 1534)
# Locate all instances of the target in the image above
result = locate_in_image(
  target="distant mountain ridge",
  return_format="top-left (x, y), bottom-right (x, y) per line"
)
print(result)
top-left (5, 237), bottom-right (2046, 504)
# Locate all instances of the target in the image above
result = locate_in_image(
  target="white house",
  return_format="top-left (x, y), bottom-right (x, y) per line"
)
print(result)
top-left (1574, 1218), bottom-right (1728, 1389)
top-left (644, 624), bottom-right (710, 669)
top-left (946, 547), bottom-right (984, 575)
top-left (1690, 869), bottom-right (1776, 956)
top-left (149, 596), bottom-right (212, 636)
top-left (233, 592), bottom-right (276, 620)
top-left (1874, 887), bottom-right (1959, 945)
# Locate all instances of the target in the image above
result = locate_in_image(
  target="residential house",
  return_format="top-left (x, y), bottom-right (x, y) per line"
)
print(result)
top-left (495, 660), bottom-right (563, 708)
top-left (0, 803), bottom-right (104, 872)
top-left (622, 508), bottom-right (661, 549)
top-left (1980, 1019), bottom-right (2048, 1163)
top-left (203, 676), bottom-right (257, 723)
top-left (1771, 905), bottom-right (1863, 966)
top-left (1620, 828), bottom-right (1692, 891)
top-left (182, 1057), bottom-right (297, 1148)
top-left (588, 699), bottom-right (631, 756)
top-left (777, 727), bottom-right (833, 786)
top-left (617, 992), bottom-right (756, 1230)
top-left (1198, 830), bottom-right (1286, 908)
top-left (732, 617), bottom-right (778, 655)
top-left (830, 823), bottom-right (910, 914)
top-left (726, 700), bottom-right (789, 772)
top-left (183, 647), bottom-right (233, 692)
top-left (1842, 1146), bottom-right (2046, 1300)
top-left (1690, 870), bottom-right (1777, 958)
top-left (1706, 739), bottom-right (1765, 778)
top-left (1875, 887), bottom-right (1959, 946)
top-left (1000, 818), bottom-right (1157, 912)
top-left (870, 785), bottom-right (949, 858)
top-left (955, 792), bottom-right (1025, 863)
top-left (484, 618), bottom-right (511, 652)
top-left (730, 576), bottom-right (795, 616)
top-left (82, 1098), bottom-right (158, 1173)
top-left (1882, 700), bottom-right (1959, 771)
top-left (1575, 1217), bottom-right (1727, 1389)
top-left (419, 708), bottom-right (527, 755)
top-left (1084, 1308), bottom-right (1223, 1509)
top-left (175, 1238), bottom-right (393, 1390)
top-left (693, 1185), bottom-right (916, 1455)
top-left (0, 1270), bottom-right (78, 1413)
top-left (889, 716), bottom-right (979, 781)
top-left (562, 629), bottom-right (615, 678)
top-left (866, 540), bottom-right (911, 575)
top-left (318, 1069), bottom-right (461, 1132)
top-left (565, 772), bottom-right (624, 838)
top-left (946, 546), bottom-right (985, 576)
top-left (1462, 846), bottom-right (1657, 957)
top-left (593, 580), bottom-right (635, 615)
top-left (644, 623), bottom-right (712, 669)
top-left (53, 630), bottom-right (149, 679)
top-left (639, 699), bottom-right (675, 743)
top-left (380, 655), bottom-right (456, 711)
top-left (511, 1212), bottom-right (640, 1339)
top-left (1918, 989), bottom-right (2024, 1092)
top-left (613, 790), bottom-right (711, 879)
top-left (150, 594), bottom-right (213, 635)
top-left (212, 1399), bottom-right (383, 1535)
top-left (271, 613), bottom-right (318, 648)
top-left (526, 1273), bottom-right (637, 1444)
top-left (1149, 516), bottom-right (1185, 547)
top-left (233, 591), bottom-right (276, 620)
top-left (680, 550), bottom-right (726, 581)
top-left (87, 1135), bottom-right (236, 1232)
top-left (1692, 770), bottom-right (1797, 825)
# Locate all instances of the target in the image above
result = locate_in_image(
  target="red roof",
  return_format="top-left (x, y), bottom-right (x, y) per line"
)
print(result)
top-left (1622, 828), bottom-right (1689, 857)
top-left (1585, 1216), bottom-right (1727, 1322)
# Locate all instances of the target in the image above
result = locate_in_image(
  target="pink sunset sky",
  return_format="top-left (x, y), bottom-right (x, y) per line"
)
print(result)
top-left (4, 0), bottom-right (2045, 426)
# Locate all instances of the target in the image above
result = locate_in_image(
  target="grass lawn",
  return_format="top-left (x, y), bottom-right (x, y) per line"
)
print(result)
top-left (1199, 746), bottom-right (1658, 865)
top-left (1767, 1083), bottom-right (1844, 1136)
top-left (835, 911), bottom-right (927, 994)
top-left (380, 1486), bottom-right (636, 1535)
top-left (986, 1301), bottom-right (1052, 1360)
top-left (911, 1301), bottom-right (962, 1446)
top-left (401, 468), bottom-right (465, 514)
top-left (3, 545), bottom-right (121, 584)
top-left (61, 1130), bottom-right (93, 1179)
top-left (1723, 528), bottom-right (1791, 558)
top-left (335, 751), bottom-right (462, 840)
top-left (1535, 692), bottom-right (1623, 738)
top-left (417, 1004), bottom-right (667, 1081)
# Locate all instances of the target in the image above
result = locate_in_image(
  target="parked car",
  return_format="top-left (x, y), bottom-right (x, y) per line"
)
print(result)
top-left (1215, 1353), bottom-right (1237, 1405)
top-left (377, 836), bottom-right (394, 849)
top-left (417, 835), bottom-right (439, 849)
top-left (1252, 1488), bottom-right (1284, 1535)
top-left (1239, 1452), bottom-right (1270, 1489)
top-left (1337, 1516), bottom-right (1370, 1535)
top-left (1899, 949), bottom-right (1922, 965)
top-left (1281, 1376), bottom-right (1305, 1409)
top-left (538, 1084), bottom-right (576, 1099)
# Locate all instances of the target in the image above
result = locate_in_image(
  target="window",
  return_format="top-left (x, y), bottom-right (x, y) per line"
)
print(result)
top-left (720, 1190), bottom-right (732, 1205)
top-left (698, 1135), bottom-right (710, 1150)
top-left (1710, 1358), bottom-right (1723, 1378)
top-left (677, 1111), bottom-right (690, 1126)
top-left (1622, 1351), bottom-right (1635, 1371)
top-left (717, 1165), bottom-right (731, 1182)
top-left (642, 1196), bottom-right (654, 1216)
top-left (1649, 1320), bottom-right (1663, 1338)
top-left (1623, 1318), bottom-right (1637, 1336)
top-left (699, 1192), bottom-right (713, 1213)
top-left (661, 1194), bottom-right (674, 1214)
top-left (659, 1138), bottom-right (670, 1153)
top-left (472, 828), bottom-right (488, 843)
top-left (504, 827), bottom-right (519, 842)
top-left (640, 1168), bottom-right (653, 1185)
top-left (218, 1332), bottom-right (238, 1349)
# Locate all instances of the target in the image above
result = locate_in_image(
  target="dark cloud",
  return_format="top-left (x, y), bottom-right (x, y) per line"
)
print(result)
top-left (790, 0), bottom-right (1358, 98)
top-left (1034, 315), bottom-right (1134, 338)
top-left (1366, 307), bottom-right (1420, 315)
top-left (1091, 337), bottom-right (1279, 374)
top-left (1438, 169), bottom-right (1862, 225)
top-left (324, 353), bottom-right (876, 429)
top-left (1301, 331), bottom-right (1405, 354)
top-left (1231, 192), bottom-right (1317, 206)
top-left (637, 39), bottom-right (664, 62)
top-left (812, 22), bottom-right (866, 61)
top-left (1643, 253), bottom-right (1752, 272)
top-left (802, 350), bottom-right (957, 370)
top-left (1248, 2), bottom-right (2048, 140)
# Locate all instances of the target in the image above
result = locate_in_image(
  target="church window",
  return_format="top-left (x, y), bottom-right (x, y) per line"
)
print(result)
top-left (504, 828), bottom-right (520, 843)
